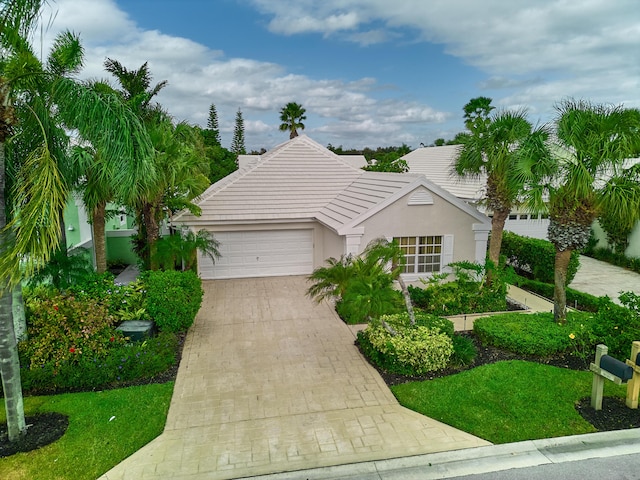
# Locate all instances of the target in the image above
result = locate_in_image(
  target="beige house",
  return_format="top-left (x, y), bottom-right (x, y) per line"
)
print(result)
top-left (401, 145), bottom-right (551, 240)
top-left (174, 136), bottom-right (491, 280)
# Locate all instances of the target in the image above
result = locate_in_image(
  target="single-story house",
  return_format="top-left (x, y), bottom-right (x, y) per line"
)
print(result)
top-left (401, 145), bottom-right (550, 240)
top-left (173, 135), bottom-right (491, 280)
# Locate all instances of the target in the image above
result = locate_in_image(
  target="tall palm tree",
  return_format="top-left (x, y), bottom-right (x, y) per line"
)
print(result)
top-left (454, 108), bottom-right (552, 274)
top-left (0, 0), bottom-right (153, 441)
top-left (538, 99), bottom-right (640, 323)
top-left (133, 117), bottom-right (210, 269)
top-left (279, 102), bottom-right (306, 139)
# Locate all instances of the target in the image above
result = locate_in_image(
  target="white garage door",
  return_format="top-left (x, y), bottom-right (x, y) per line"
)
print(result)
top-left (199, 229), bottom-right (314, 279)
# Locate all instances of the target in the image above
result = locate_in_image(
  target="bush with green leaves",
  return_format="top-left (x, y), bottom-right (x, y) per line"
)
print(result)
top-left (18, 332), bottom-right (179, 394)
top-left (501, 231), bottom-right (580, 284)
top-left (23, 294), bottom-right (127, 369)
top-left (144, 270), bottom-right (203, 332)
top-left (473, 311), bottom-right (594, 357)
top-left (357, 313), bottom-right (454, 376)
top-left (408, 261), bottom-right (508, 315)
top-left (66, 272), bottom-right (148, 321)
top-left (590, 296), bottom-right (640, 359)
top-left (513, 275), bottom-right (601, 312)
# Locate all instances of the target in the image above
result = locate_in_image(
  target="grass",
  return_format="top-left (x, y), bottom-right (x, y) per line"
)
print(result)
top-left (0, 382), bottom-right (174, 480)
top-left (391, 360), bottom-right (627, 444)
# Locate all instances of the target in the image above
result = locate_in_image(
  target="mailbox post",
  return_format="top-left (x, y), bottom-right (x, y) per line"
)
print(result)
top-left (625, 341), bottom-right (640, 408)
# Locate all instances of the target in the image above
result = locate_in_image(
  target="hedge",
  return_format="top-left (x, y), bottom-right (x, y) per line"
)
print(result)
top-left (501, 231), bottom-right (580, 284)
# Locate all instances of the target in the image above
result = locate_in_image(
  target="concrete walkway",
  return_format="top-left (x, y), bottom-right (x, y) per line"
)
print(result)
top-left (100, 277), bottom-right (489, 480)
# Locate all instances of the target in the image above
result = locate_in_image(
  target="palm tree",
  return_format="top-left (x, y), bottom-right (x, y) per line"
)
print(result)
top-left (155, 229), bottom-right (220, 271)
top-left (540, 99), bottom-right (640, 323)
top-left (454, 107), bottom-right (552, 276)
top-left (133, 118), bottom-right (210, 270)
top-left (0, 0), bottom-right (153, 441)
top-left (279, 102), bottom-right (306, 139)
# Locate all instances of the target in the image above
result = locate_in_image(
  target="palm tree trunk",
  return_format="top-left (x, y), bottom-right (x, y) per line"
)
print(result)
top-left (143, 201), bottom-right (161, 270)
top-left (488, 208), bottom-right (509, 266)
top-left (12, 284), bottom-right (26, 341)
top-left (553, 248), bottom-right (572, 324)
top-left (396, 273), bottom-right (416, 325)
top-left (0, 288), bottom-right (26, 442)
top-left (486, 208), bottom-right (509, 284)
top-left (93, 200), bottom-right (107, 274)
top-left (0, 128), bottom-right (27, 442)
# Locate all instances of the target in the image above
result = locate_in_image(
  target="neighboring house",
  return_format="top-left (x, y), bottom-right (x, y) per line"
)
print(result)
top-left (63, 197), bottom-right (141, 265)
top-left (401, 145), bottom-right (550, 240)
top-left (173, 135), bottom-right (491, 280)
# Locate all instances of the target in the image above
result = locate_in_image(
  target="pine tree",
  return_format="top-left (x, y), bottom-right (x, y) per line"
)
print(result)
top-left (231, 108), bottom-right (246, 155)
top-left (203, 103), bottom-right (221, 147)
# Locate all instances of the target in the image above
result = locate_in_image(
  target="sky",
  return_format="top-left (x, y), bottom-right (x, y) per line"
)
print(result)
top-left (35, 0), bottom-right (640, 152)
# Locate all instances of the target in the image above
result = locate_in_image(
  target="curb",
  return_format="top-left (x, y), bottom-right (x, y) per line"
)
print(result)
top-left (243, 429), bottom-right (640, 479)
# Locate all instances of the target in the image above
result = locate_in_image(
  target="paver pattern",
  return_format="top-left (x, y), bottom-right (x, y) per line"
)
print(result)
top-left (100, 276), bottom-right (489, 480)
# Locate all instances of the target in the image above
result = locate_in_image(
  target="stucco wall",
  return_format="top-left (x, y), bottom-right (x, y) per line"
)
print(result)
top-left (592, 220), bottom-right (640, 258)
top-left (355, 188), bottom-right (488, 266)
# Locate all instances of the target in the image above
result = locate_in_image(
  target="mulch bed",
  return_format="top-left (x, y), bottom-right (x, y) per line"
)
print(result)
top-left (363, 332), bottom-right (640, 434)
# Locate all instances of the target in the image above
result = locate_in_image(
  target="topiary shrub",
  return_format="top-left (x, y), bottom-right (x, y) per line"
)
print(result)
top-left (501, 231), bottom-right (580, 284)
top-left (143, 270), bottom-right (203, 333)
top-left (357, 313), bottom-right (453, 376)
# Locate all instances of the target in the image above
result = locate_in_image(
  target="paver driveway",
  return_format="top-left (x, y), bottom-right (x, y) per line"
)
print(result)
top-left (101, 276), bottom-right (489, 480)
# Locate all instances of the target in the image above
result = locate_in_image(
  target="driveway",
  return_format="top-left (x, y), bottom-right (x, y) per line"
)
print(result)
top-left (101, 276), bottom-right (489, 480)
top-left (571, 255), bottom-right (640, 303)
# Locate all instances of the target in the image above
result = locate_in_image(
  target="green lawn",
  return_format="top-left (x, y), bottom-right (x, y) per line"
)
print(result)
top-left (392, 360), bottom-right (627, 444)
top-left (0, 382), bottom-right (174, 480)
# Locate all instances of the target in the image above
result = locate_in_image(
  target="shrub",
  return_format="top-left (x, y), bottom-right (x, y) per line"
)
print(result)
top-left (473, 312), bottom-right (593, 357)
top-left (357, 314), bottom-right (454, 376)
top-left (585, 247), bottom-right (640, 275)
top-left (451, 334), bottom-right (477, 366)
top-left (408, 262), bottom-right (508, 316)
top-left (19, 332), bottom-right (179, 394)
top-left (23, 294), bottom-right (127, 369)
top-left (590, 297), bottom-right (640, 360)
top-left (513, 275), bottom-right (602, 312)
top-left (501, 231), bottom-right (580, 284)
top-left (66, 272), bottom-right (148, 321)
top-left (144, 270), bottom-right (203, 332)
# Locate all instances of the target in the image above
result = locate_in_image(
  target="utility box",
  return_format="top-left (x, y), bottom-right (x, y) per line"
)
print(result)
top-left (117, 320), bottom-right (155, 342)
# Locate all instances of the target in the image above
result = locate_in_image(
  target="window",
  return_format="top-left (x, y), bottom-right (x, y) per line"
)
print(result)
top-left (394, 236), bottom-right (443, 274)
top-left (508, 214), bottom-right (518, 220)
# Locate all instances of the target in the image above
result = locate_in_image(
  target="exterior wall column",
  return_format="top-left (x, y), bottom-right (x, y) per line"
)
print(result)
top-left (472, 223), bottom-right (490, 264)
top-left (345, 234), bottom-right (363, 257)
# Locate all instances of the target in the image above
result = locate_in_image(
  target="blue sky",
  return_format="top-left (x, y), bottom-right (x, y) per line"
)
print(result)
top-left (39, 0), bottom-right (639, 152)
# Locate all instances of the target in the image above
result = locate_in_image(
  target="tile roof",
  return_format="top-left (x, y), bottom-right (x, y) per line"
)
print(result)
top-left (401, 145), bottom-right (485, 201)
top-left (174, 136), bottom-right (489, 231)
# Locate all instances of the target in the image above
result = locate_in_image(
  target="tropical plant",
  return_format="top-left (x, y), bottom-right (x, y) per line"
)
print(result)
top-left (279, 101), bottom-right (306, 139)
top-left (454, 102), bottom-right (553, 278)
top-left (0, 0), bottom-right (153, 441)
top-left (525, 99), bottom-right (640, 323)
top-left (231, 108), bottom-right (246, 154)
top-left (154, 229), bottom-right (220, 271)
top-left (307, 238), bottom-right (414, 324)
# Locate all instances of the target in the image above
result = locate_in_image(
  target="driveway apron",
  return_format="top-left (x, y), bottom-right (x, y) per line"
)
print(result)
top-left (100, 276), bottom-right (489, 480)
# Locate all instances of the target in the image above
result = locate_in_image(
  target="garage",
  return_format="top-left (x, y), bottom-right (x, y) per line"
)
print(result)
top-left (198, 229), bottom-right (314, 279)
